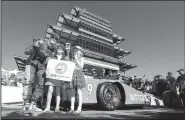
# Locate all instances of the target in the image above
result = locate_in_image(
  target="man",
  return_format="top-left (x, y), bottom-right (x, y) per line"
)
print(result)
top-left (92, 69), bottom-right (98, 78)
top-left (152, 75), bottom-right (161, 96)
top-left (106, 70), bottom-right (113, 79)
top-left (154, 75), bottom-right (168, 99)
top-left (99, 69), bottom-right (106, 79)
top-left (162, 72), bottom-right (181, 108)
top-left (137, 76), bottom-right (144, 91)
top-left (177, 69), bottom-right (185, 107)
top-left (122, 76), bottom-right (130, 86)
top-left (166, 72), bottom-right (177, 94)
top-left (128, 75), bottom-right (135, 87)
top-left (131, 75), bottom-right (137, 89)
top-left (23, 33), bottom-right (59, 113)
top-left (22, 38), bottom-right (43, 111)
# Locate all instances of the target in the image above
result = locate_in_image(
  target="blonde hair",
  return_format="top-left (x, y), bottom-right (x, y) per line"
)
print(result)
top-left (71, 46), bottom-right (84, 60)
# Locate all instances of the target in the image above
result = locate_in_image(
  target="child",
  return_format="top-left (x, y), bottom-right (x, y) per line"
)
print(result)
top-left (43, 44), bottom-right (66, 112)
top-left (67, 46), bottom-right (86, 115)
top-left (61, 43), bottom-right (72, 111)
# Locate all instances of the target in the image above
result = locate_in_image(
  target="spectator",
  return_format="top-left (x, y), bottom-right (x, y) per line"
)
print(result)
top-left (131, 75), bottom-right (137, 89)
top-left (122, 76), bottom-right (130, 85)
top-left (153, 75), bottom-right (168, 99)
top-left (166, 72), bottom-right (177, 94)
top-left (99, 69), bottom-right (106, 79)
top-left (106, 70), bottom-right (113, 79)
top-left (84, 69), bottom-right (88, 75)
top-left (92, 69), bottom-right (98, 78)
top-left (83, 69), bottom-right (92, 77)
top-left (177, 69), bottom-right (185, 107)
top-left (137, 77), bottom-right (145, 91)
top-left (111, 71), bottom-right (119, 80)
top-left (129, 75), bottom-right (135, 87)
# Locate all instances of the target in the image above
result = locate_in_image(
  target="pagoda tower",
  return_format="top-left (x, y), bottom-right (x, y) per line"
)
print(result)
top-left (14, 6), bottom-right (137, 74)
top-left (45, 6), bottom-right (137, 73)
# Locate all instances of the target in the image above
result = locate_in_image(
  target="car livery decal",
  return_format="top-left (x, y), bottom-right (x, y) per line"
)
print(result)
top-left (129, 94), bottom-right (145, 101)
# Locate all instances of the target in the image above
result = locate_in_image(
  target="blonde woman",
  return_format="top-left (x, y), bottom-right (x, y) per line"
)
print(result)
top-left (67, 46), bottom-right (86, 114)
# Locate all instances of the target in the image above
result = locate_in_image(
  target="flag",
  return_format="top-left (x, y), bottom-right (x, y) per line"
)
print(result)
top-left (46, 59), bottom-right (75, 82)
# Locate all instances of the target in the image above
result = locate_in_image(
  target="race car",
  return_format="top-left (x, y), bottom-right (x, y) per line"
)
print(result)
top-left (42, 76), bottom-right (164, 111)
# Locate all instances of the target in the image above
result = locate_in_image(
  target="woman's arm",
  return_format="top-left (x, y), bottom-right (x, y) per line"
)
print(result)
top-left (80, 57), bottom-right (84, 68)
top-left (75, 55), bottom-right (84, 69)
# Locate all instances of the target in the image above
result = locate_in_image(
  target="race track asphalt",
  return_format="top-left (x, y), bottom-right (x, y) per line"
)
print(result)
top-left (2, 103), bottom-right (185, 120)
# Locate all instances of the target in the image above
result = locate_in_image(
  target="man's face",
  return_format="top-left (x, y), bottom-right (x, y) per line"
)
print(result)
top-left (168, 73), bottom-right (172, 77)
top-left (34, 40), bottom-right (43, 47)
top-left (179, 71), bottom-right (185, 75)
top-left (109, 70), bottom-right (112, 75)
top-left (92, 70), bottom-right (96, 74)
top-left (65, 43), bottom-right (71, 51)
top-left (50, 37), bottom-right (57, 44)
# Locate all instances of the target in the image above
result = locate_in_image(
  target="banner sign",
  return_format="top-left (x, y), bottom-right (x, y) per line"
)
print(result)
top-left (46, 59), bottom-right (75, 82)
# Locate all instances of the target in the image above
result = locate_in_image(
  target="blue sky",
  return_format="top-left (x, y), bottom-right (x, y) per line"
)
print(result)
top-left (2, 1), bottom-right (184, 80)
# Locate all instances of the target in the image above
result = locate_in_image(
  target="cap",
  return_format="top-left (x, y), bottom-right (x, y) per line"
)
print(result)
top-left (50, 33), bottom-right (59, 41)
top-left (33, 37), bottom-right (41, 42)
top-left (177, 69), bottom-right (184, 72)
top-left (154, 74), bottom-right (162, 78)
top-left (167, 72), bottom-right (172, 74)
top-left (92, 69), bottom-right (96, 71)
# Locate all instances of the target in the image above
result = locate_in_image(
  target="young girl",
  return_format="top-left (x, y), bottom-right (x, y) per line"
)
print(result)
top-left (67, 46), bottom-right (86, 114)
top-left (43, 44), bottom-right (66, 112)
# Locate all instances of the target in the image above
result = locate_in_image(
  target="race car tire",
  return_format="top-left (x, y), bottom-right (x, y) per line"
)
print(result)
top-left (97, 82), bottom-right (122, 111)
top-left (162, 90), bottom-right (182, 109)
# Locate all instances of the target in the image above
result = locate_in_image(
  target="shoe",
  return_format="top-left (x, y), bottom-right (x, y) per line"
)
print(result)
top-left (29, 104), bottom-right (43, 112)
top-left (73, 110), bottom-right (81, 115)
top-left (22, 106), bottom-right (26, 111)
top-left (66, 109), bottom-right (74, 114)
top-left (55, 107), bottom-right (60, 112)
top-left (22, 109), bottom-right (32, 114)
top-left (21, 103), bottom-right (32, 114)
top-left (43, 107), bottom-right (50, 113)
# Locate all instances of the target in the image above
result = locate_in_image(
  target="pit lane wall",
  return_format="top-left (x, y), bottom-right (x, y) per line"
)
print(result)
top-left (1, 86), bottom-right (23, 103)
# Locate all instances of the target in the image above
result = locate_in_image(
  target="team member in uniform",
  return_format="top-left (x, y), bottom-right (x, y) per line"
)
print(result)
top-left (22, 38), bottom-right (45, 112)
top-left (24, 33), bottom-right (59, 113)
top-left (43, 44), bottom-right (66, 112)
top-left (67, 46), bottom-right (86, 115)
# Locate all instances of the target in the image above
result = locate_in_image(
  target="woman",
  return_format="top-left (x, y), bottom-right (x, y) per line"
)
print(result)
top-left (61, 43), bottom-right (72, 111)
top-left (43, 44), bottom-right (66, 112)
top-left (67, 46), bottom-right (86, 115)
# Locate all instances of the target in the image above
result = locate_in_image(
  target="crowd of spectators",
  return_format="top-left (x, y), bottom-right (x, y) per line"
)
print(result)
top-left (83, 68), bottom-right (120, 80)
top-left (1, 73), bottom-right (23, 87)
top-left (83, 68), bottom-right (185, 105)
